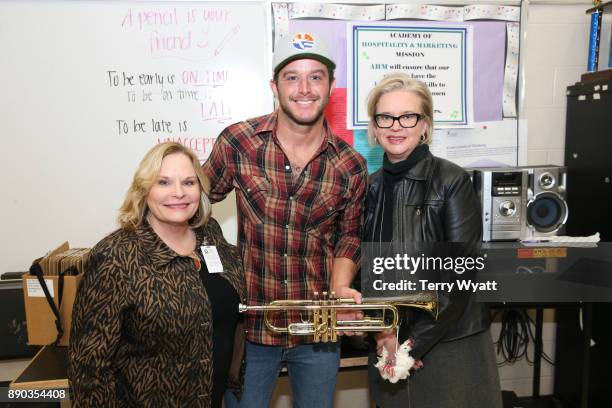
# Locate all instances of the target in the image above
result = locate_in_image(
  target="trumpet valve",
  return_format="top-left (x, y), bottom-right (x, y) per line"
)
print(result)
top-left (312, 293), bottom-right (321, 342)
top-left (330, 307), bottom-right (338, 342)
top-left (320, 309), bottom-right (329, 342)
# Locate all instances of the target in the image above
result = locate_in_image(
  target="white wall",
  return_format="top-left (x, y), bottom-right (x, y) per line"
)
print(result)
top-left (522, 1), bottom-right (611, 166)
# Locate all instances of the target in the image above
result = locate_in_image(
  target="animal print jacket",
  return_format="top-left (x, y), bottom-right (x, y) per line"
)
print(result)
top-left (68, 218), bottom-right (245, 407)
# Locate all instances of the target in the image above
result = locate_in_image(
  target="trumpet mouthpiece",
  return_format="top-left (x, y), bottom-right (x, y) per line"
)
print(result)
top-left (238, 304), bottom-right (248, 313)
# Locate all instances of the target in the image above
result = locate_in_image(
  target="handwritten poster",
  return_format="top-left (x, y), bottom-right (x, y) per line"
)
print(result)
top-left (0, 1), bottom-right (270, 271)
top-left (106, 4), bottom-right (271, 162)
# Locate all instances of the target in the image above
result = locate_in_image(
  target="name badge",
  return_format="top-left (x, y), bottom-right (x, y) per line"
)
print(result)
top-left (200, 246), bottom-right (224, 273)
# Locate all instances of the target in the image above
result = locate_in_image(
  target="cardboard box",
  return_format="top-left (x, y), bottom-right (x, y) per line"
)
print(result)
top-left (22, 242), bottom-right (87, 346)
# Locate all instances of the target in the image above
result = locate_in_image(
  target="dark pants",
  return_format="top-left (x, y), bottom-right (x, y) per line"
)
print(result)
top-left (369, 329), bottom-right (503, 408)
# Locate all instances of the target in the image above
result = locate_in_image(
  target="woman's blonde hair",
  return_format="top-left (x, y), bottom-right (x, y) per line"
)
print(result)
top-left (366, 73), bottom-right (434, 147)
top-left (117, 142), bottom-right (212, 231)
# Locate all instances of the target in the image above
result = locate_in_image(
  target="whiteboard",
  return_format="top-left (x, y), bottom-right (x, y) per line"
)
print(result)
top-left (0, 1), bottom-right (272, 272)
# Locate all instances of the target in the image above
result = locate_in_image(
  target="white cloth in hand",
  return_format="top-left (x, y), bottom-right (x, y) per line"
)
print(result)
top-left (374, 339), bottom-right (415, 383)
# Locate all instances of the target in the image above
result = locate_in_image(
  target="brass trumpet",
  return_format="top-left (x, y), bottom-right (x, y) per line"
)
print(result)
top-left (238, 291), bottom-right (438, 343)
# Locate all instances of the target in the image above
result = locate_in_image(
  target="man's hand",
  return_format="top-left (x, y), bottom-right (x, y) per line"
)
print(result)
top-left (330, 285), bottom-right (363, 337)
top-left (332, 286), bottom-right (362, 303)
top-left (329, 257), bottom-right (361, 336)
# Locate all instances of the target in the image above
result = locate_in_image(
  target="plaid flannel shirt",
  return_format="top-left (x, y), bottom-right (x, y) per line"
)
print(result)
top-left (202, 112), bottom-right (367, 347)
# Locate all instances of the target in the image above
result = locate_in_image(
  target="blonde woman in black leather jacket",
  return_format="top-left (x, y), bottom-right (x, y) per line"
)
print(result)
top-left (363, 73), bottom-right (502, 408)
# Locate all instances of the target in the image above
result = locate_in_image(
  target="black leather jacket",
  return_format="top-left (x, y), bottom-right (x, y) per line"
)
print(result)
top-left (363, 151), bottom-right (490, 360)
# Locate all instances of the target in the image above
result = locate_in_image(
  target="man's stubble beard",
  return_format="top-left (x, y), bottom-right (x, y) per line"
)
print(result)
top-left (277, 91), bottom-right (331, 127)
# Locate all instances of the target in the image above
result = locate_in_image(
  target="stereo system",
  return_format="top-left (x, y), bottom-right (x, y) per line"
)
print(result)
top-left (470, 166), bottom-right (568, 242)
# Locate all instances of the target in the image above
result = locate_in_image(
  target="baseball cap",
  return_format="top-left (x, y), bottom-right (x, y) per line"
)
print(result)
top-left (273, 32), bottom-right (336, 77)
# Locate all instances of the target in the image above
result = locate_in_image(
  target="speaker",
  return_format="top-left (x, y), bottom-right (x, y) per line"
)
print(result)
top-left (522, 166), bottom-right (568, 238)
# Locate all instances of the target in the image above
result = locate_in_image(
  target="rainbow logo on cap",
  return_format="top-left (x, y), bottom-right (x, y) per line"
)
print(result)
top-left (292, 33), bottom-right (315, 50)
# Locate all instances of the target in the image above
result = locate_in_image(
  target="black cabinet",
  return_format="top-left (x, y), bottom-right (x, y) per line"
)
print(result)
top-left (563, 80), bottom-right (612, 242)
top-left (554, 81), bottom-right (612, 407)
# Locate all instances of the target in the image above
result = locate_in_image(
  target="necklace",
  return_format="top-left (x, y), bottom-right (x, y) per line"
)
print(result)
top-left (278, 130), bottom-right (325, 177)
top-left (188, 251), bottom-right (201, 270)
top-left (289, 163), bottom-right (303, 184)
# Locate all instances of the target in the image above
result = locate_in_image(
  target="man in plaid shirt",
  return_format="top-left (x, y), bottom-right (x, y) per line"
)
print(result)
top-left (202, 31), bottom-right (367, 407)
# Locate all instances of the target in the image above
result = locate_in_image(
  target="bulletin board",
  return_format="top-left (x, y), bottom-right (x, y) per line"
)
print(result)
top-left (273, 2), bottom-right (523, 173)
